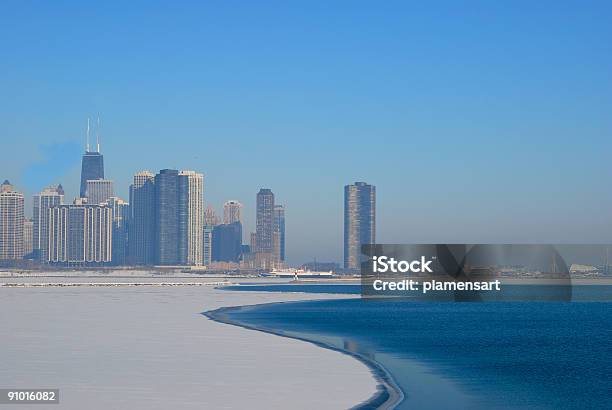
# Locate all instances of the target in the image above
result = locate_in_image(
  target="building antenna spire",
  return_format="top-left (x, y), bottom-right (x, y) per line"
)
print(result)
top-left (86, 117), bottom-right (90, 152)
top-left (96, 114), bottom-right (100, 152)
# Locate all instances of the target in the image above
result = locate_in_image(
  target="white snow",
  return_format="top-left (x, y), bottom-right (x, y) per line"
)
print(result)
top-left (0, 280), bottom-right (377, 409)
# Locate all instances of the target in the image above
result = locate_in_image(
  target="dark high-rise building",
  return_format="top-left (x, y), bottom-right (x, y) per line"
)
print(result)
top-left (155, 169), bottom-right (180, 265)
top-left (344, 182), bottom-right (376, 271)
top-left (80, 153), bottom-right (104, 198)
top-left (129, 171), bottom-right (155, 265)
top-left (255, 189), bottom-right (274, 253)
top-left (79, 119), bottom-right (104, 198)
top-left (274, 205), bottom-right (285, 261)
top-left (153, 169), bottom-right (204, 266)
top-left (212, 222), bottom-right (242, 262)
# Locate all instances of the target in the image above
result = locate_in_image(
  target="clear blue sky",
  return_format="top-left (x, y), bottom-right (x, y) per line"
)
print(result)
top-left (1, 1), bottom-right (611, 265)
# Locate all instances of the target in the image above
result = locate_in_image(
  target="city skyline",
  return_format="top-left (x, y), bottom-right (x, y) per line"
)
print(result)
top-left (1, 4), bottom-right (611, 410)
top-left (2, 2), bottom-right (612, 264)
top-left (1, 137), bottom-right (296, 268)
top-left (0, 158), bottom-right (293, 267)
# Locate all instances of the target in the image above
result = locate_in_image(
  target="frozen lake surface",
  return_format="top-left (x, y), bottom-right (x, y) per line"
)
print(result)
top-left (0, 282), bottom-right (376, 409)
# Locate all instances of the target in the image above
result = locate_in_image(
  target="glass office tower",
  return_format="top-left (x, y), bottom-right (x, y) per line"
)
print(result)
top-left (344, 182), bottom-right (376, 271)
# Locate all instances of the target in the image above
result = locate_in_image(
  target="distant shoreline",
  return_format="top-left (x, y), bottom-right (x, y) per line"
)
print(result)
top-left (2, 270), bottom-right (612, 286)
top-left (0, 281), bottom-right (232, 287)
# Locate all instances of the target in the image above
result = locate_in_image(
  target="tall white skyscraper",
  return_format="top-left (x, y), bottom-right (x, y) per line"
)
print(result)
top-left (48, 201), bottom-right (113, 264)
top-left (178, 170), bottom-right (204, 266)
top-left (0, 180), bottom-right (24, 261)
top-left (223, 200), bottom-right (243, 224)
top-left (33, 184), bottom-right (64, 261)
top-left (86, 179), bottom-right (114, 205)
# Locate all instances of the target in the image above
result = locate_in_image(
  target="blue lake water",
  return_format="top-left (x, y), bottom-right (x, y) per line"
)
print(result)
top-left (221, 284), bottom-right (612, 409)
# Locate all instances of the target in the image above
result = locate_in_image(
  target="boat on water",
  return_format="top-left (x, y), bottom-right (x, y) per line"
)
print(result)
top-left (260, 268), bottom-right (336, 279)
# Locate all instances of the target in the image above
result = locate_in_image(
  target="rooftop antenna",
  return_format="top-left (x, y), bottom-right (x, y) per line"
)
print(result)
top-left (86, 117), bottom-right (91, 152)
top-left (96, 114), bottom-right (100, 152)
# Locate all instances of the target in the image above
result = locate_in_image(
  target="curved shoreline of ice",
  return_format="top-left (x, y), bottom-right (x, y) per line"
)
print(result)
top-left (205, 300), bottom-right (404, 409)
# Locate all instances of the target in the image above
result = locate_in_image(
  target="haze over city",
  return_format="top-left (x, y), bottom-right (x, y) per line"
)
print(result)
top-left (2, 1), bottom-right (612, 264)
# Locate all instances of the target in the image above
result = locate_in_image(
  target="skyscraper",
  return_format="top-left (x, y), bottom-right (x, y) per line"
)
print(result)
top-left (155, 169), bottom-right (180, 265)
top-left (204, 206), bottom-right (220, 226)
top-left (33, 184), bottom-right (64, 261)
top-left (48, 200), bottom-right (112, 264)
top-left (344, 182), bottom-right (376, 271)
top-left (79, 118), bottom-right (104, 198)
top-left (85, 179), bottom-right (114, 205)
top-left (223, 200), bottom-right (243, 246)
top-left (129, 171), bottom-right (155, 265)
top-left (178, 170), bottom-right (204, 266)
top-left (203, 225), bottom-right (213, 267)
top-left (223, 200), bottom-right (243, 225)
top-left (202, 206), bottom-right (218, 267)
top-left (154, 169), bottom-right (204, 266)
top-left (272, 230), bottom-right (281, 265)
top-left (212, 221), bottom-right (242, 262)
top-left (103, 196), bottom-right (129, 265)
top-left (274, 205), bottom-right (285, 262)
top-left (0, 180), bottom-right (24, 261)
top-left (23, 219), bottom-right (34, 257)
top-left (256, 189), bottom-right (274, 253)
